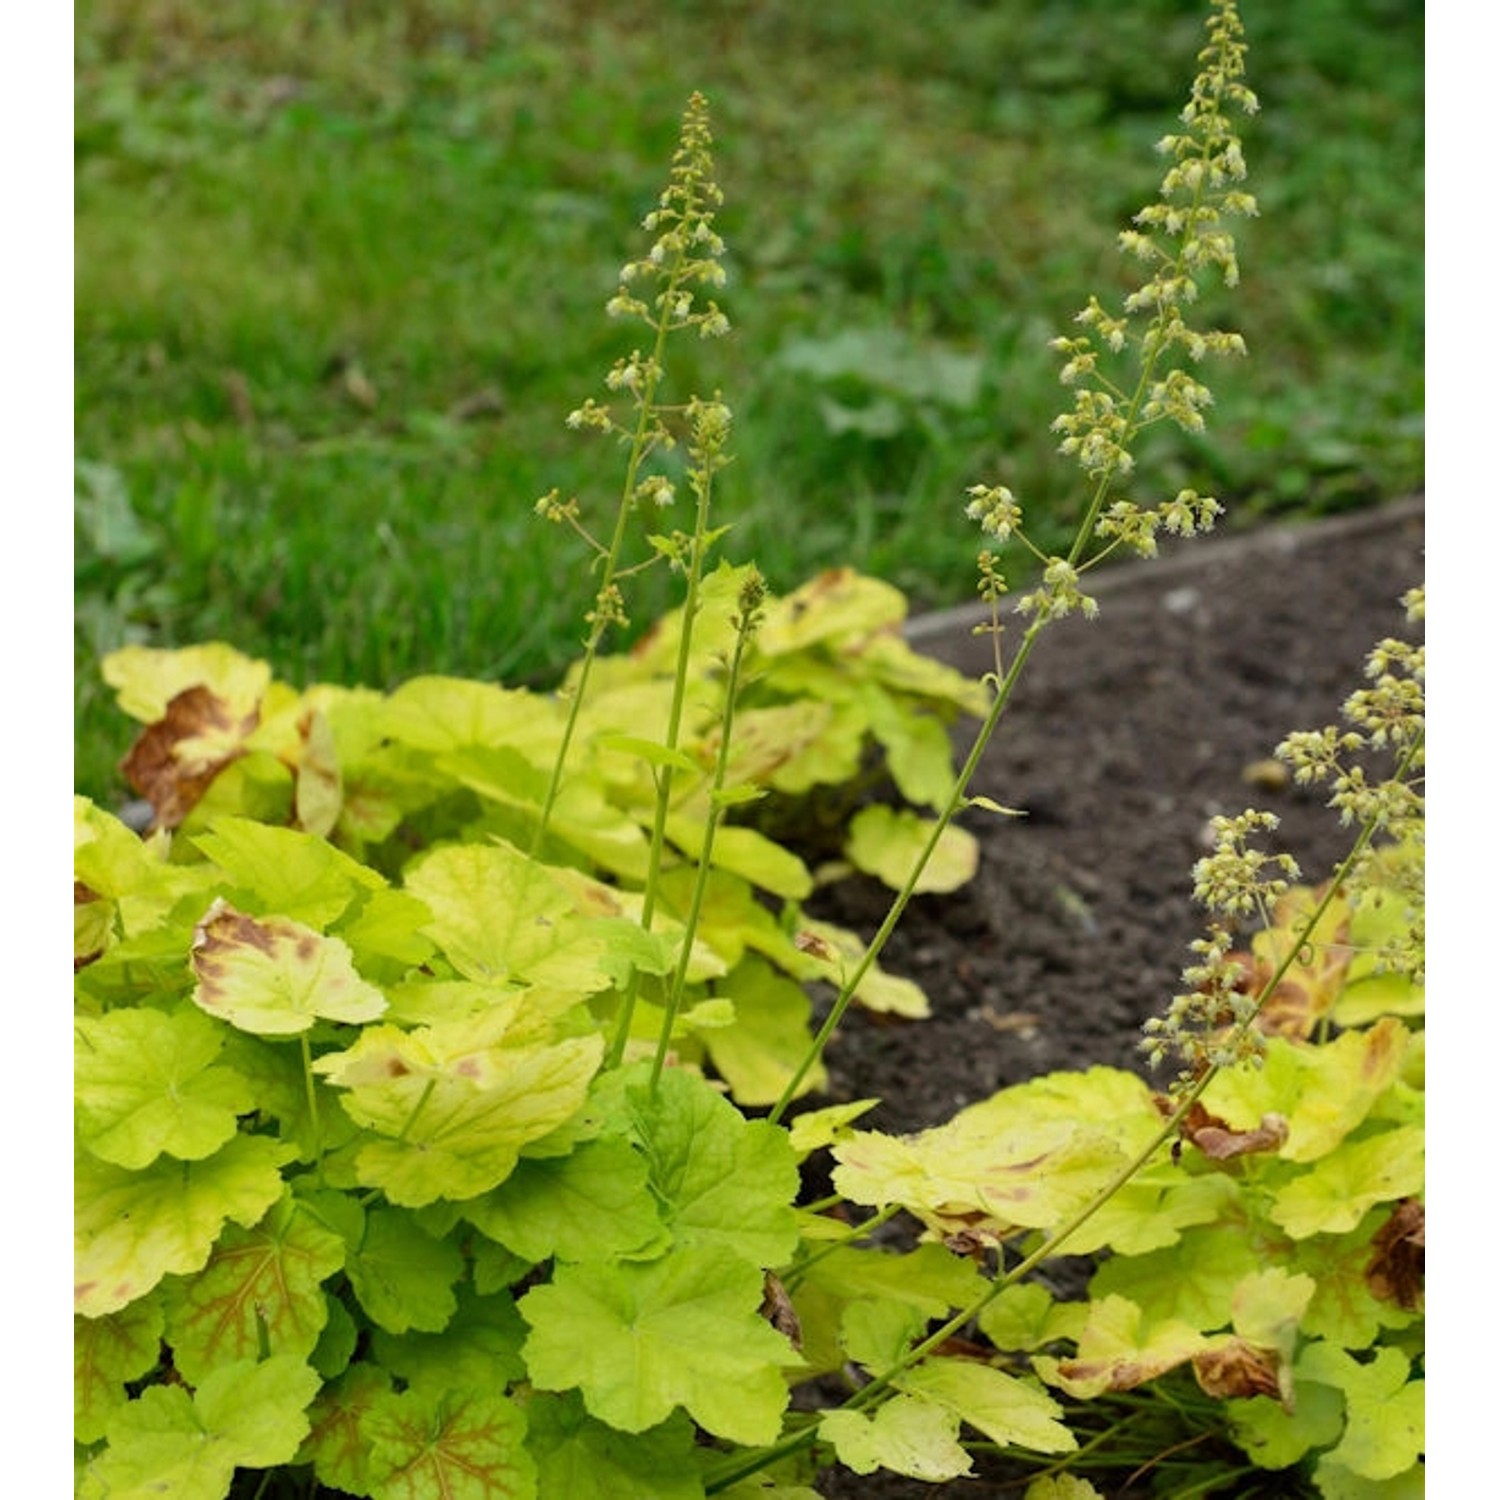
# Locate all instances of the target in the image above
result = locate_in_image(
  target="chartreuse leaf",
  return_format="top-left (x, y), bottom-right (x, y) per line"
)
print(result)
top-left (75, 1005), bottom-right (255, 1169)
top-left (1033, 1295), bottom-right (1215, 1398)
top-left (380, 674), bottom-right (558, 755)
top-left (316, 1015), bottom-right (603, 1206)
top-left (190, 899), bottom-right (387, 1035)
top-left (665, 812), bottom-right (813, 900)
top-left (757, 568), bottom-right (908, 653)
top-left (858, 681), bottom-right (964, 810)
top-left (519, 1242), bottom-right (795, 1444)
top-left (1023, 1478), bottom-right (1104, 1500)
top-left (80, 1355), bottom-right (320, 1500)
top-left (702, 954), bottom-right (827, 1105)
top-left (364, 1386), bottom-right (537, 1500)
top-left (344, 1205), bottom-right (465, 1334)
top-left (832, 1112), bottom-right (1124, 1242)
top-left (1270, 1127), bottom-right (1424, 1239)
top-left (75, 1296), bottom-right (165, 1444)
top-left (789, 916), bottom-right (930, 1018)
top-left (1298, 1342), bottom-right (1424, 1481)
top-left (190, 816), bottom-right (381, 928)
top-left (979, 1283), bottom-right (1089, 1355)
top-left (1290, 1214), bottom-right (1420, 1347)
top-left (524, 1392), bottom-right (704, 1500)
top-left (438, 744), bottom-right (652, 882)
top-left (844, 805), bottom-right (978, 894)
top-left (786, 1099), bottom-right (879, 1156)
top-left (404, 840), bottom-right (660, 989)
top-left (369, 1284), bottom-right (529, 1393)
top-left (103, 641), bottom-right (271, 725)
top-left (161, 1192), bottom-right (345, 1381)
top-left (464, 1137), bottom-right (667, 1264)
top-left (820, 1395), bottom-right (971, 1482)
top-left (337, 886), bottom-right (439, 970)
top-left (76, 1135), bottom-right (293, 1317)
top-left (301, 1362), bottom-right (392, 1497)
top-left (896, 1358), bottom-right (1077, 1455)
top-left (1227, 1378), bottom-right (1346, 1473)
top-left (1088, 1222), bottom-right (1263, 1330)
top-left (1202, 1019), bottom-right (1411, 1163)
top-left (74, 796), bottom-right (213, 944)
top-left (603, 1063), bottom-right (800, 1265)
top-left (842, 1299), bottom-right (928, 1375)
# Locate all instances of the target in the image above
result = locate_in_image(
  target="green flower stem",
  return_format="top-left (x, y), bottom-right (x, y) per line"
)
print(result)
top-left (644, 571), bottom-right (759, 1087)
top-left (299, 1033), bottom-right (324, 1185)
top-left (710, 750), bottom-right (1417, 1494)
top-left (531, 266), bottom-right (687, 856)
top-left (768, 614), bottom-right (1049, 1123)
top-left (607, 414), bottom-right (731, 1072)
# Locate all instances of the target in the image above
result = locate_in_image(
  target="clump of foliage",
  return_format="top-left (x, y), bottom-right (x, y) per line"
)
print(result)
top-left (75, 6), bottom-right (1423, 1496)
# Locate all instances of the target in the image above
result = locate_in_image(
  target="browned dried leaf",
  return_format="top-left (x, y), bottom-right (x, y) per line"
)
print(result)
top-left (1193, 1338), bottom-right (1285, 1404)
top-left (1366, 1198), bottom-right (1425, 1311)
top-left (759, 1271), bottom-right (802, 1351)
top-left (120, 684), bottom-right (260, 830)
top-left (1176, 1101), bottom-right (1289, 1161)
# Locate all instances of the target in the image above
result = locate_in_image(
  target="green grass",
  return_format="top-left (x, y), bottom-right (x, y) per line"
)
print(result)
top-left (75, 0), bottom-right (1423, 802)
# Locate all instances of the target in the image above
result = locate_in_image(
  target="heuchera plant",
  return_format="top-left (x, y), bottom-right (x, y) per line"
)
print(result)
top-left (75, 6), bottom-right (1423, 1495)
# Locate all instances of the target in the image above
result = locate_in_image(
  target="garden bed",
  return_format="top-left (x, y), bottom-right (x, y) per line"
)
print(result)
top-left (807, 494), bottom-right (1424, 1497)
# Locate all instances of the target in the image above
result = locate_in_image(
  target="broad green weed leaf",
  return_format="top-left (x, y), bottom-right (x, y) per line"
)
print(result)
top-left (844, 804), bottom-right (978, 894)
top-left (464, 1137), bottom-right (667, 1263)
top-left (76, 1134), bottom-right (292, 1317)
top-left (703, 954), bottom-right (827, 1105)
top-left (190, 816), bottom-right (381, 928)
top-left (896, 1358), bottom-right (1076, 1455)
top-left (1034, 1295), bottom-right (1215, 1398)
top-left (190, 898), bottom-right (387, 1035)
top-left (368, 1284), bottom-right (528, 1392)
top-left (1298, 1343), bottom-right (1423, 1481)
top-left (162, 1193), bottom-right (345, 1381)
top-left (608, 1063), bottom-right (800, 1265)
top-left (819, 1394), bottom-right (971, 1482)
top-left (364, 1386), bottom-right (537, 1500)
top-left (524, 1393), bottom-right (704, 1500)
top-left (1270, 1127), bottom-right (1424, 1239)
top-left (82, 1355), bottom-right (319, 1500)
top-left (519, 1242), bottom-right (795, 1444)
top-left (344, 1205), bottom-right (465, 1334)
top-left (317, 1019), bottom-right (603, 1205)
top-left (75, 1296), bottom-right (164, 1444)
top-left (75, 1006), bottom-right (255, 1168)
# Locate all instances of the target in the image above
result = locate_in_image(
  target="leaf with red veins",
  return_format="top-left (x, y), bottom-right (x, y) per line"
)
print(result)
top-left (121, 684), bottom-right (261, 830)
top-left (364, 1387), bottom-right (537, 1500)
top-left (1365, 1198), bottom-right (1424, 1311)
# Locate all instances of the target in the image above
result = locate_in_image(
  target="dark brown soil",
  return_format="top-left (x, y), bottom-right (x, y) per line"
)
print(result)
top-left (798, 495), bottom-right (1425, 1498)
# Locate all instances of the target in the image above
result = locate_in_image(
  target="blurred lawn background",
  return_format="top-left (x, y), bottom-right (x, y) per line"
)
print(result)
top-left (75, 0), bottom-right (1423, 802)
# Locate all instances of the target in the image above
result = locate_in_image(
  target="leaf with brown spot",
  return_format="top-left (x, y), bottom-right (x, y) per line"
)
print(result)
top-left (121, 684), bottom-right (261, 830)
top-left (190, 898), bottom-right (387, 1036)
top-left (75, 880), bottom-right (113, 970)
top-left (293, 708), bottom-right (343, 838)
top-left (1365, 1198), bottom-right (1424, 1311)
